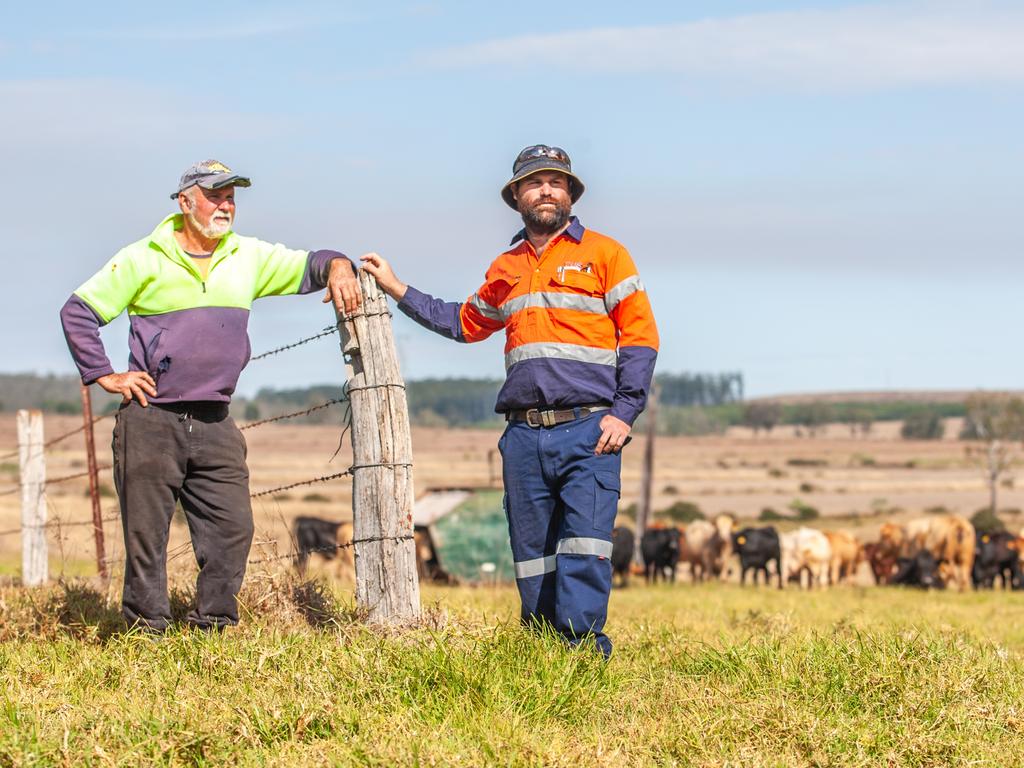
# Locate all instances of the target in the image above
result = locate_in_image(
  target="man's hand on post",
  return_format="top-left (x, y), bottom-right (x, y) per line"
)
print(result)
top-left (323, 258), bottom-right (361, 316)
top-left (96, 371), bottom-right (157, 407)
top-left (595, 414), bottom-right (631, 455)
top-left (360, 253), bottom-right (408, 302)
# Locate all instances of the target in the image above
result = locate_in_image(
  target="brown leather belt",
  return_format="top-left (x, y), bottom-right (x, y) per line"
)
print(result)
top-left (505, 404), bottom-right (609, 428)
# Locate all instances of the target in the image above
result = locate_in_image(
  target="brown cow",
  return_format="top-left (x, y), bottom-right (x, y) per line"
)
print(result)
top-left (862, 541), bottom-right (897, 584)
top-left (921, 515), bottom-right (975, 591)
top-left (292, 517), bottom-right (354, 581)
top-left (878, 516), bottom-right (975, 591)
top-left (679, 520), bottom-right (720, 582)
top-left (824, 530), bottom-right (862, 585)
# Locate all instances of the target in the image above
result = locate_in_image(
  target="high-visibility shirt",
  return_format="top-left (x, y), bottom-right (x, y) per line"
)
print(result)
top-left (59, 213), bottom-right (348, 403)
top-left (398, 217), bottom-right (658, 424)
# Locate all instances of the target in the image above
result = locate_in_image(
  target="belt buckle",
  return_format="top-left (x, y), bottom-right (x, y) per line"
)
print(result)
top-left (525, 408), bottom-right (557, 428)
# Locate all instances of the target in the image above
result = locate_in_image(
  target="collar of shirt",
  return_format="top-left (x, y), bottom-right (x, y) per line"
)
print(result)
top-left (509, 216), bottom-right (585, 247)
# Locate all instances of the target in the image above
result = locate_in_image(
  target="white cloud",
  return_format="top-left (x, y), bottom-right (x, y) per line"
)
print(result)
top-left (423, 1), bottom-right (1024, 89)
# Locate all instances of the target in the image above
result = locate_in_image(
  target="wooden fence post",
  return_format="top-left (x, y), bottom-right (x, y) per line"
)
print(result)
top-left (18, 409), bottom-right (47, 586)
top-left (80, 384), bottom-right (107, 577)
top-left (634, 383), bottom-right (657, 566)
top-left (337, 271), bottom-right (421, 623)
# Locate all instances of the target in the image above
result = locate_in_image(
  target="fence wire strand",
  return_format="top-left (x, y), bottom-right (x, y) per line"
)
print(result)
top-left (249, 323), bottom-right (340, 362)
top-left (239, 398), bottom-right (348, 431)
top-left (2, 314), bottom-right (420, 583)
top-left (0, 512), bottom-right (120, 538)
top-left (247, 533), bottom-right (414, 566)
top-left (250, 461), bottom-right (412, 500)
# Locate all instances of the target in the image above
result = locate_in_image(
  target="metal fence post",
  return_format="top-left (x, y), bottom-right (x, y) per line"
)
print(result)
top-left (80, 384), bottom-right (108, 577)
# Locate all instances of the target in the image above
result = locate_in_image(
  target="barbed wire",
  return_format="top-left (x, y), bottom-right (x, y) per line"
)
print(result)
top-left (45, 465), bottom-right (111, 487)
top-left (247, 307), bottom-right (395, 364)
top-left (44, 414), bottom-right (113, 451)
top-left (249, 470), bottom-right (354, 500)
top-left (0, 512), bottom-right (121, 538)
top-left (239, 398), bottom-right (348, 431)
top-left (249, 461), bottom-right (412, 500)
top-left (249, 324), bottom-right (341, 362)
top-left (0, 465), bottom-right (111, 499)
top-left (247, 533), bottom-right (414, 566)
top-left (0, 413), bottom-right (115, 463)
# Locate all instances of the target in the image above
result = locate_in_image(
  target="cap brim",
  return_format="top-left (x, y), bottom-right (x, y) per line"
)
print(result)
top-left (170, 174), bottom-right (252, 199)
top-left (199, 173), bottom-right (251, 191)
top-left (500, 162), bottom-right (584, 209)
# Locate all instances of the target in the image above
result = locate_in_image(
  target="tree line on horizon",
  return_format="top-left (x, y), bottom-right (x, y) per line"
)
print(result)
top-left (0, 371), bottom-right (1015, 447)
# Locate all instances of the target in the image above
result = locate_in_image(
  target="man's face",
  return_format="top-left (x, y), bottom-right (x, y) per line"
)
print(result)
top-left (179, 184), bottom-right (236, 240)
top-left (513, 171), bottom-right (572, 235)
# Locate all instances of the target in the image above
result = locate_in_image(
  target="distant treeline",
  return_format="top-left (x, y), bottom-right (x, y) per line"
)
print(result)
top-left (1, 371), bottom-right (746, 428)
top-left (641, 400), bottom-right (969, 437)
top-left (657, 372), bottom-right (744, 407)
top-left (0, 373), bottom-right (120, 414)
top-left (0, 372), bottom-right (970, 437)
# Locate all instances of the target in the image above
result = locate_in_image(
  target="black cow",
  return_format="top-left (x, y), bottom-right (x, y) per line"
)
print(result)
top-left (611, 526), bottom-right (635, 588)
top-left (732, 527), bottom-right (782, 588)
top-left (641, 527), bottom-right (681, 584)
top-left (292, 516), bottom-right (353, 577)
top-left (972, 531), bottom-right (1023, 589)
top-left (891, 549), bottom-right (944, 589)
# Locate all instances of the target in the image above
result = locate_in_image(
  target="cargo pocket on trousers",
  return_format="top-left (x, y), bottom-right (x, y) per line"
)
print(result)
top-left (593, 470), bottom-right (621, 536)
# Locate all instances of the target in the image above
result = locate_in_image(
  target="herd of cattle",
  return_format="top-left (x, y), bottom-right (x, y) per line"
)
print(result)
top-left (613, 514), bottom-right (1024, 592)
top-left (291, 512), bottom-right (1024, 592)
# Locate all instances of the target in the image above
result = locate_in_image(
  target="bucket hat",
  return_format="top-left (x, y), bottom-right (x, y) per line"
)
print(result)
top-left (500, 145), bottom-right (584, 209)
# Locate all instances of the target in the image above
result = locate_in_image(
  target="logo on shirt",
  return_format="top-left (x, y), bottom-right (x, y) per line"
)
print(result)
top-left (556, 261), bottom-right (592, 281)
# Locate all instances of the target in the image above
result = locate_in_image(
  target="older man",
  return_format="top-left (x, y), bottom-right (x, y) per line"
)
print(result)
top-left (362, 145), bottom-right (658, 656)
top-left (59, 160), bottom-right (360, 632)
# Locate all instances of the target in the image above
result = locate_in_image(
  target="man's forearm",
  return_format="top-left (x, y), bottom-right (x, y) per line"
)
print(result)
top-left (60, 295), bottom-right (115, 383)
top-left (301, 250), bottom-right (355, 294)
top-left (396, 286), bottom-right (465, 341)
top-left (610, 346), bottom-right (658, 425)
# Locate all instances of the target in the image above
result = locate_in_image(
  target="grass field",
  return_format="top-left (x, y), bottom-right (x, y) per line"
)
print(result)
top-left (3, 414), bottom-right (1024, 764)
top-left (3, 578), bottom-right (1024, 767)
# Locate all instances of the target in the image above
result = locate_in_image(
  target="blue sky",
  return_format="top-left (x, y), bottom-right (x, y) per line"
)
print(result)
top-left (2, 1), bottom-right (1023, 397)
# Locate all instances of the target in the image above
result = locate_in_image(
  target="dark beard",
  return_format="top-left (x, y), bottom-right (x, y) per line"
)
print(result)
top-left (518, 198), bottom-right (571, 236)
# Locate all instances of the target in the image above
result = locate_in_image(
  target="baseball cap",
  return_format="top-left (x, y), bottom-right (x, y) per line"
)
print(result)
top-left (170, 159), bottom-right (251, 199)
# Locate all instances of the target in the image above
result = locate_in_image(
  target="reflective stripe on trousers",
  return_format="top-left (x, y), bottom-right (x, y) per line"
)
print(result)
top-left (499, 411), bottom-right (621, 657)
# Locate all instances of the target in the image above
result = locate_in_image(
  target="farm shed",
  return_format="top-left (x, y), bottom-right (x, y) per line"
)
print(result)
top-left (413, 487), bottom-right (514, 583)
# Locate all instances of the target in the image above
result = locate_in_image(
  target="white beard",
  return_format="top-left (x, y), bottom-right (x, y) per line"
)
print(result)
top-left (187, 209), bottom-right (232, 240)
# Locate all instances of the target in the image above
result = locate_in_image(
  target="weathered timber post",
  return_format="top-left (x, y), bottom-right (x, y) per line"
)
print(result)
top-left (336, 270), bottom-right (420, 623)
top-left (634, 383), bottom-right (658, 566)
top-left (80, 384), bottom-right (107, 577)
top-left (18, 409), bottom-right (47, 586)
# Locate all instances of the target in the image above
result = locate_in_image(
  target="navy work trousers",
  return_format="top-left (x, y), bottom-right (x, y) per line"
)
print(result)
top-left (499, 411), bottom-right (621, 657)
top-left (112, 400), bottom-right (254, 632)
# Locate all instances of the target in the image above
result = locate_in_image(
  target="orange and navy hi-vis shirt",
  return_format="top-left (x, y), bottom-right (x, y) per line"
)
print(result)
top-left (397, 217), bottom-right (659, 425)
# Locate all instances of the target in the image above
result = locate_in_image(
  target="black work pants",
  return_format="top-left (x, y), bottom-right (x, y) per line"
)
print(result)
top-left (112, 400), bottom-right (254, 631)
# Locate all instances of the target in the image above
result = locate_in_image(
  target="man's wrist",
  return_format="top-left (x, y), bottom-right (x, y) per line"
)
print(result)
top-left (328, 255), bottom-right (357, 275)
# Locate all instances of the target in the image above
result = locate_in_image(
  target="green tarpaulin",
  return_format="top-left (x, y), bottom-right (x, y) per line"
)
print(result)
top-left (429, 490), bottom-right (515, 583)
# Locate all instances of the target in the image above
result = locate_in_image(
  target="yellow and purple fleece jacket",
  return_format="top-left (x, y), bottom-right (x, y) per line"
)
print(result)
top-left (60, 213), bottom-right (349, 403)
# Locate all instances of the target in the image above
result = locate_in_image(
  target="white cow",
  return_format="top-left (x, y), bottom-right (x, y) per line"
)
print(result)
top-left (780, 527), bottom-right (832, 589)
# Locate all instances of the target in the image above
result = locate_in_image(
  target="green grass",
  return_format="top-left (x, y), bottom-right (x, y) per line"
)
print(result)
top-left (2, 580), bottom-right (1024, 766)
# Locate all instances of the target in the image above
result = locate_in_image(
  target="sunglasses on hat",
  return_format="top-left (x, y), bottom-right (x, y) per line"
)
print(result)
top-left (514, 145), bottom-right (571, 170)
